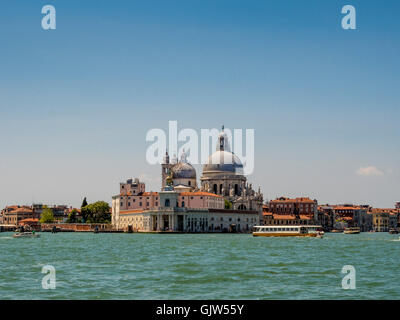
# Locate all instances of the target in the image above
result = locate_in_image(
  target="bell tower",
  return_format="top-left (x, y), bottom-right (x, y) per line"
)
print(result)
top-left (161, 150), bottom-right (172, 190)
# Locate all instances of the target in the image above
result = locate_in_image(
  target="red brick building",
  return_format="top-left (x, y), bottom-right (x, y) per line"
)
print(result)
top-left (263, 197), bottom-right (318, 226)
top-left (268, 197), bottom-right (318, 216)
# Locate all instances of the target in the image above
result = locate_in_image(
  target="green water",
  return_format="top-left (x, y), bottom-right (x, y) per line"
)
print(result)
top-left (0, 232), bottom-right (399, 299)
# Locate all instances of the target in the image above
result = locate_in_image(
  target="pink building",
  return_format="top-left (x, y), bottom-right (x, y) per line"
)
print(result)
top-left (177, 192), bottom-right (224, 209)
top-left (118, 179), bottom-right (224, 211)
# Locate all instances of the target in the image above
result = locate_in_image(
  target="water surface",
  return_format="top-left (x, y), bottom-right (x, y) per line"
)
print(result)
top-left (0, 232), bottom-right (399, 299)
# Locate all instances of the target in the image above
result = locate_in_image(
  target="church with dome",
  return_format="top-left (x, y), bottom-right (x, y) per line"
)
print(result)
top-left (112, 126), bottom-right (263, 233)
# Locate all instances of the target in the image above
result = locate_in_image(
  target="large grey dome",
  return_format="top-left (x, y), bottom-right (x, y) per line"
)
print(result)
top-left (203, 150), bottom-right (243, 175)
top-left (202, 126), bottom-right (244, 175)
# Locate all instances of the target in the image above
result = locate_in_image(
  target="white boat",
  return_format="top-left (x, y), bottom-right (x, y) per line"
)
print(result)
top-left (253, 225), bottom-right (324, 237)
top-left (13, 232), bottom-right (40, 238)
top-left (343, 227), bottom-right (360, 234)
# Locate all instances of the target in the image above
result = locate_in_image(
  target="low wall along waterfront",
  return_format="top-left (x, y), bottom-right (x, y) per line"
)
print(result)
top-left (40, 223), bottom-right (115, 232)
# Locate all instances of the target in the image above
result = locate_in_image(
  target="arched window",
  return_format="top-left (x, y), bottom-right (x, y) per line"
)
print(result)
top-left (181, 201), bottom-right (185, 207)
top-left (213, 184), bottom-right (217, 194)
top-left (219, 184), bottom-right (223, 194)
top-left (165, 199), bottom-right (170, 207)
top-left (234, 184), bottom-right (239, 196)
top-left (188, 180), bottom-right (191, 186)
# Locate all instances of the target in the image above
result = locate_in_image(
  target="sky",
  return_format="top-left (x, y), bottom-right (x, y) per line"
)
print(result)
top-left (0, 0), bottom-right (399, 208)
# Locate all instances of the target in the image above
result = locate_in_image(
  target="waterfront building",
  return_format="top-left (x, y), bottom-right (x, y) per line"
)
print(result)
top-left (262, 200), bottom-right (319, 227)
top-left (1, 206), bottom-right (34, 225)
top-left (371, 211), bottom-right (390, 232)
top-left (262, 208), bottom-right (273, 225)
top-left (19, 218), bottom-right (40, 231)
top-left (32, 204), bottom-right (69, 219)
top-left (390, 213), bottom-right (398, 229)
top-left (317, 205), bottom-right (335, 231)
top-left (269, 197), bottom-right (318, 216)
top-left (1, 204), bottom-right (70, 225)
top-left (112, 127), bottom-right (263, 233)
top-left (263, 213), bottom-right (314, 226)
top-left (263, 197), bottom-right (319, 225)
top-left (368, 208), bottom-right (398, 232)
top-left (332, 205), bottom-right (370, 231)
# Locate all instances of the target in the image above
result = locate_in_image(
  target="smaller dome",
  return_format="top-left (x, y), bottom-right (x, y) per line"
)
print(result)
top-left (172, 162), bottom-right (196, 179)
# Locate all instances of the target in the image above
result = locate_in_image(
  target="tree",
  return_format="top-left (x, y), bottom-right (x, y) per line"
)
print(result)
top-left (66, 209), bottom-right (78, 223)
top-left (81, 197), bottom-right (88, 208)
top-left (224, 199), bottom-right (232, 209)
top-left (81, 201), bottom-right (111, 223)
top-left (40, 206), bottom-right (55, 223)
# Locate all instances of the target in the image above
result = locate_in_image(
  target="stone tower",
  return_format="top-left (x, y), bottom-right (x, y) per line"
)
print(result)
top-left (161, 151), bottom-right (173, 190)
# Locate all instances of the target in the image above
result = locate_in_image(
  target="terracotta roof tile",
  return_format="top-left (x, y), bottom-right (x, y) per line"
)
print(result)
top-left (180, 192), bottom-right (223, 198)
top-left (272, 214), bottom-right (296, 220)
top-left (270, 197), bottom-right (316, 204)
top-left (333, 206), bottom-right (362, 210)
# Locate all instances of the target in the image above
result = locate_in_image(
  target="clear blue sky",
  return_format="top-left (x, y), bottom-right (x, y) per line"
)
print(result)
top-left (0, 0), bottom-right (399, 208)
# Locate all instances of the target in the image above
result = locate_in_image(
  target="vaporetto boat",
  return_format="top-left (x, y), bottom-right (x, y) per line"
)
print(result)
top-left (252, 225), bottom-right (324, 237)
top-left (343, 227), bottom-right (360, 234)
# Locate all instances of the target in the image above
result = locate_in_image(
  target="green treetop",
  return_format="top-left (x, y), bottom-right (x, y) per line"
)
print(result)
top-left (224, 199), bottom-right (232, 209)
top-left (81, 201), bottom-right (111, 223)
top-left (81, 197), bottom-right (88, 208)
top-left (66, 208), bottom-right (79, 223)
top-left (40, 206), bottom-right (55, 223)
